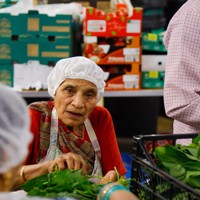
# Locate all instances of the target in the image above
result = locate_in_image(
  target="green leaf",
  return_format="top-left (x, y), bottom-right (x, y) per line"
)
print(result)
top-left (193, 134), bottom-right (200, 144)
top-left (186, 171), bottom-right (200, 188)
top-left (22, 169), bottom-right (101, 199)
top-left (154, 145), bottom-right (191, 164)
top-left (162, 162), bottom-right (186, 179)
top-left (183, 161), bottom-right (200, 171)
top-left (22, 173), bottom-right (49, 192)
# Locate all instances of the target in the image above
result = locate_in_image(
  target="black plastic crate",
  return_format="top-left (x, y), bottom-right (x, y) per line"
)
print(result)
top-left (131, 133), bottom-right (200, 200)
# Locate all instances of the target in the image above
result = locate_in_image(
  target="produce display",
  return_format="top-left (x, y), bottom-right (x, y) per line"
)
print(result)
top-left (154, 135), bottom-right (200, 192)
top-left (131, 133), bottom-right (200, 200)
top-left (22, 167), bottom-right (130, 200)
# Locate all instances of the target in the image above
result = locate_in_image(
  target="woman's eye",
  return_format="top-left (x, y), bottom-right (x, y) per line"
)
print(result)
top-left (65, 88), bottom-right (75, 94)
top-left (85, 92), bottom-right (95, 99)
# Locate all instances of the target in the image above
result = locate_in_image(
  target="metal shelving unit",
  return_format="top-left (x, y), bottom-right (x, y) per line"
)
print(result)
top-left (18, 89), bottom-right (163, 98)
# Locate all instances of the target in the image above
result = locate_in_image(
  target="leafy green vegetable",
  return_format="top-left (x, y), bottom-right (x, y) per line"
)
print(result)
top-left (185, 171), bottom-right (200, 189)
top-left (22, 168), bottom-right (101, 200)
top-left (22, 167), bottom-right (131, 199)
top-left (154, 136), bottom-right (200, 191)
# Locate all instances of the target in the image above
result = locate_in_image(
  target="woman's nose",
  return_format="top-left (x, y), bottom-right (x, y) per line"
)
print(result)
top-left (71, 94), bottom-right (84, 108)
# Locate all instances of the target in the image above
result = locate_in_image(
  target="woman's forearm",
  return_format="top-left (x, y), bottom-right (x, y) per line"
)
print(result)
top-left (14, 161), bottom-right (50, 189)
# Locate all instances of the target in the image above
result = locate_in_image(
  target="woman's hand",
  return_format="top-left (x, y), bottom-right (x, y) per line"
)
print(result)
top-left (47, 152), bottom-right (88, 175)
top-left (100, 170), bottom-right (118, 184)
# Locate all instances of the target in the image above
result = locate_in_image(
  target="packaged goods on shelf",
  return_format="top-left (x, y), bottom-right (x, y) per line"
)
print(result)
top-left (83, 35), bottom-right (141, 64)
top-left (13, 60), bottom-right (53, 91)
top-left (83, 5), bottom-right (143, 90)
top-left (142, 71), bottom-right (164, 89)
top-left (0, 35), bottom-right (72, 66)
top-left (48, 0), bottom-right (110, 9)
top-left (0, 0), bottom-right (18, 8)
top-left (0, 10), bottom-right (74, 37)
top-left (102, 63), bottom-right (141, 90)
top-left (84, 6), bottom-right (143, 37)
top-left (142, 30), bottom-right (167, 52)
top-left (141, 55), bottom-right (166, 89)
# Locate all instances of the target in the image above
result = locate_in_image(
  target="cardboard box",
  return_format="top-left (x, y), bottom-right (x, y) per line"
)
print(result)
top-left (142, 71), bottom-right (165, 89)
top-left (142, 32), bottom-right (167, 52)
top-left (84, 6), bottom-right (143, 37)
top-left (0, 11), bottom-right (73, 37)
top-left (105, 72), bottom-right (141, 90)
top-left (0, 35), bottom-right (72, 65)
top-left (0, 64), bottom-right (13, 86)
top-left (83, 35), bottom-right (141, 64)
top-left (0, 0), bottom-right (17, 8)
top-left (141, 55), bottom-right (166, 71)
top-left (102, 63), bottom-right (141, 90)
top-left (141, 55), bottom-right (166, 89)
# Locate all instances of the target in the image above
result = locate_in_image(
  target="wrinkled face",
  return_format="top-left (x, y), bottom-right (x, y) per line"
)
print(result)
top-left (54, 79), bottom-right (98, 126)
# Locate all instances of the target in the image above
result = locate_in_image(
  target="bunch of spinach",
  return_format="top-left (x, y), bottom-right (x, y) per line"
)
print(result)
top-left (22, 168), bottom-right (100, 200)
top-left (154, 136), bottom-right (200, 191)
top-left (22, 167), bottom-right (131, 200)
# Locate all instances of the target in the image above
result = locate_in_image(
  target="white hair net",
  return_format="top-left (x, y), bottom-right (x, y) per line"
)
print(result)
top-left (0, 84), bottom-right (33, 173)
top-left (47, 56), bottom-right (106, 101)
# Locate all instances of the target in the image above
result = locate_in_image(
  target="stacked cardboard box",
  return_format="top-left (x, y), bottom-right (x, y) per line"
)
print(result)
top-left (0, 10), bottom-right (74, 86)
top-left (141, 55), bottom-right (166, 88)
top-left (142, 30), bottom-right (167, 52)
top-left (83, 5), bottom-right (143, 90)
top-left (0, 0), bottom-right (18, 8)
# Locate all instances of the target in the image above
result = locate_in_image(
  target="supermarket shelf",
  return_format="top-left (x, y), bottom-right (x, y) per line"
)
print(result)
top-left (18, 89), bottom-right (163, 98)
top-left (104, 89), bottom-right (163, 97)
top-left (18, 91), bottom-right (51, 98)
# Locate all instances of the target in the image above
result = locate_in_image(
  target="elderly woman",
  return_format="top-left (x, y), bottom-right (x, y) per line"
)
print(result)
top-left (15, 56), bottom-right (126, 187)
top-left (0, 84), bottom-right (32, 198)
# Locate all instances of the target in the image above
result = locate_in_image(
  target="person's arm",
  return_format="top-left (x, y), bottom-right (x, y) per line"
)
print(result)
top-left (14, 152), bottom-right (88, 188)
top-left (97, 182), bottom-right (138, 200)
top-left (164, 6), bottom-right (200, 129)
top-left (100, 170), bottom-right (126, 184)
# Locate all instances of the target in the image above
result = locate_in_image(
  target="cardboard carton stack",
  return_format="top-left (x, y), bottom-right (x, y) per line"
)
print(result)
top-left (83, 5), bottom-right (143, 90)
top-left (141, 55), bottom-right (166, 89)
top-left (0, 10), bottom-right (74, 86)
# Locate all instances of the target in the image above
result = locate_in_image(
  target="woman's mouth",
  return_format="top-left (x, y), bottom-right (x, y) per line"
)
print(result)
top-left (67, 111), bottom-right (83, 119)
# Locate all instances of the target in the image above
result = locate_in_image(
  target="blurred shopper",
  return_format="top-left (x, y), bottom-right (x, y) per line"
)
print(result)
top-left (0, 84), bottom-right (32, 198)
top-left (164, 0), bottom-right (200, 142)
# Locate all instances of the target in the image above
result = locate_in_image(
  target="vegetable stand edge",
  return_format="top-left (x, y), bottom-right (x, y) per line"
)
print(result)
top-left (131, 133), bottom-right (200, 200)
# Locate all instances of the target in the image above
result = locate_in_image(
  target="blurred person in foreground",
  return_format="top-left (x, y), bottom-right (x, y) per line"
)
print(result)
top-left (14, 56), bottom-right (126, 188)
top-left (0, 84), bottom-right (33, 199)
top-left (163, 0), bottom-right (200, 144)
